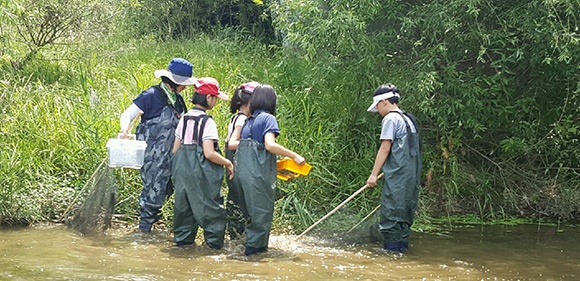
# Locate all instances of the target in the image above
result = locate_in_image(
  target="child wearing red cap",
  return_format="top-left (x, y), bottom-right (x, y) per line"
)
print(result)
top-left (171, 77), bottom-right (233, 249)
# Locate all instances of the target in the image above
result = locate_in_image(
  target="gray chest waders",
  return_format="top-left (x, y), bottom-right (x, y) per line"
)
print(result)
top-left (135, 105), bottom-right (180, 231)
top-left (171, 112), bottom-right (226, 248)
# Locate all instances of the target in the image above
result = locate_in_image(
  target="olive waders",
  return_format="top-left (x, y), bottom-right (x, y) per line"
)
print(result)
top-left (172, 114), bottom-right (226, 249)
top-left (224, 113), bottom-right (249, 240)
top-left (377, 111), bottom-right (421, 253)
top-left (235, 138), bottom-right (277, 255)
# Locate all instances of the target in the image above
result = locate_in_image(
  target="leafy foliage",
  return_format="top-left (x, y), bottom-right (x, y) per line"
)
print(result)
top-left (7, 0), bottom-right (118, 68)
top-left (119, 0), bottom-right (275, 41)
top-left (1, 0), bottom-right (579, 228)
top-left (268, 0), bottom-right (580, 222)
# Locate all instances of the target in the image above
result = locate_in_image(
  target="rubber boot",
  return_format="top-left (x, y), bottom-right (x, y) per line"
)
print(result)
top-left (383, 241), bottom-right (405, 253)
top-left (244, 246), bottom-right (267, 256)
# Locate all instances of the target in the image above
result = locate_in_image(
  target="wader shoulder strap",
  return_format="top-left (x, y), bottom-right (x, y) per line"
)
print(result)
top-left (245, 111), bottom-right (264, 140)
top-left (181, 115), bottom-right (211, 144)
top-left (226, 113), bottom-right (245, 143)
top-left (387, 111), bottom-right (418, 133)
top-left (387, 110), bottom-right (422, 153)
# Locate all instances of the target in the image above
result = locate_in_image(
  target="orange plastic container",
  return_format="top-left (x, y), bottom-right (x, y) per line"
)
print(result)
top-left (276, 158), bottom-right (312, 181)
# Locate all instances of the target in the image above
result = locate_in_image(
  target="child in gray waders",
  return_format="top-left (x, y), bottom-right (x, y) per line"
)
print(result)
top-left (235, 84), bottom-right (306, 256)
top-left (366, 84), bottom-right (422, 254)
top-left (224, 81), bottom-right (261, 240)
top-left (119, 58), bottom-right (196, 233)
top-left (171, 77), bottom-right (233, 249)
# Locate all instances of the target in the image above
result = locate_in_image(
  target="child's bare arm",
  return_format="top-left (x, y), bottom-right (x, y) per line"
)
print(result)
top-left (367, 140), bottom-right (391, 187)
top-left (172, 138), bottom-right (181, 154)
top-left (227, 126), bottom-right (243, 151)
top-left (264, 132), bottom-right (305, 165)
top-left (203, 139), bottom-right (234, 179)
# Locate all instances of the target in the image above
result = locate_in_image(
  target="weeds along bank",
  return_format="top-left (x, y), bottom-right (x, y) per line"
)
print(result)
top-left (0, 36), bottom-right (277, 226)
top-left (1, 30), bottom-right (579, 230)
top-left (0, 35), bottom-right (352, 229)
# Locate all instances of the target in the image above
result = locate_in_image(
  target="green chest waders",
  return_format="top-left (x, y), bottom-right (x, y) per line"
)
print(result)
top-left (235, 138), bottom-right (277, 251)
top-left (172, 113), bottom-right (226, 248)
top-left (379, 111), bottom-right (422, 250)
top-left (224, 113), bottom-right (249, 240)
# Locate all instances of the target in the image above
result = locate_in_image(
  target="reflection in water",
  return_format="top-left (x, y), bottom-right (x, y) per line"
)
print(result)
top-left (1, 223), bottom-right (579, 280)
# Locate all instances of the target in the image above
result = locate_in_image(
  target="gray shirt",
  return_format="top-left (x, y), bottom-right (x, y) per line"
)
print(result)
top-left (380, 110), bottom-right (417, 141)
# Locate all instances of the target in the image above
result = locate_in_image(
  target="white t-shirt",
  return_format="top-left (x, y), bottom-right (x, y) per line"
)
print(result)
top-left (226, 113), bottom-right (248, 142)
top-left (175, 109), bottom-right (219, 145)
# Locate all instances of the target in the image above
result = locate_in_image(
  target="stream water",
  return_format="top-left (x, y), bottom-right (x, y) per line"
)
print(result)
top-left (1, 223), bottom-right (579, 280)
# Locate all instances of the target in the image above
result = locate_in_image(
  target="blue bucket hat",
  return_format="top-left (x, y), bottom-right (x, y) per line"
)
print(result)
top-left (154, 58), bottom-right (197, 86)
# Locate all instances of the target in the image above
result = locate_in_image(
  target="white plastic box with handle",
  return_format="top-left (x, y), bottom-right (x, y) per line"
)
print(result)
top-left (106, 134), bottom-right (147, 169)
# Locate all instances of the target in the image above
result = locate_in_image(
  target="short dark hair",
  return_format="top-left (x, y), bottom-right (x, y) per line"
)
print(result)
top-left (190, 92), bottom-right (210, 108)
top-left (229, 86), bottom-right (253, 113)
top-left (249, 84), bottom-right (277, 116)
top-left (161, 76), bottom-right (179, 90)
top-left (374, 83), bottom-right (400, 104)
top-left (387, 96), bottom-right (399, 104)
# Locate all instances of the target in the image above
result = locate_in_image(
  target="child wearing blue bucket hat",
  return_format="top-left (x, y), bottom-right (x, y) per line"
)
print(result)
top-left (119, 58), bottom-right (196, 233)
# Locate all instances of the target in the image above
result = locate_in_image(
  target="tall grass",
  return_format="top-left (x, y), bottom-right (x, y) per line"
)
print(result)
top-left (0, 31), bottom-right (317, 226)
top-left (0, 30), bottom-right (422, 230)
top-left (3, 25), bottom-right (578, 230)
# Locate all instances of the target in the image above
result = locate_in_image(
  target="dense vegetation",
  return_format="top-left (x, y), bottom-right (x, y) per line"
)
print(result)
top-left (1, 0), bottom-right (578, 231)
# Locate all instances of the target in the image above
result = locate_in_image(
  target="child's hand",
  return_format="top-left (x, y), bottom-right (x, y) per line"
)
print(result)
top-left (118, 130), bottom-right (130, 139)
top-left (225, 161), bottom-right (234, 180)
top-left (366, 174), bottom-right (379, 188)
top-left (292, 154), bottom-right (305, 166)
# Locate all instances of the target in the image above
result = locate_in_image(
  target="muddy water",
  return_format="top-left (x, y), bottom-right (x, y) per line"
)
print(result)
top-left (1, 223), bottom-right (579, 280)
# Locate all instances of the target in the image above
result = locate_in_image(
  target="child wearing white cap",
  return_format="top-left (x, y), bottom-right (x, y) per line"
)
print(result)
top-left (366, 83), bottom-right (422, 254)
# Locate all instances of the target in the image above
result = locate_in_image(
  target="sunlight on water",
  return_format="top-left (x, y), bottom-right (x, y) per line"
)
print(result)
top-left (1, 223), bottom-right (579, 280)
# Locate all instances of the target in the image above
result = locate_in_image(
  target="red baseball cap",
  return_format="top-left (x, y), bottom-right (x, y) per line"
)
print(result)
top-left (194, 77), bottom-right (229, 100)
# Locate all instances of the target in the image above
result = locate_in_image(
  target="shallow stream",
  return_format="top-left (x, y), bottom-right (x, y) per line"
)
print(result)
top-left (1, 223), bottom-right (579, 280)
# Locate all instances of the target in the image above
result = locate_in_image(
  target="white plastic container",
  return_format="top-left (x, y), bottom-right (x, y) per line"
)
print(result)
top-left (106, 135), bottom-right (147, 169)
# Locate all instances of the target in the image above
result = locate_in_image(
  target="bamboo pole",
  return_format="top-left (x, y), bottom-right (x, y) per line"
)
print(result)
top-left (346, 204), bottom-right (381, 233)
top-left (296, 173), bottom-right (383, 240)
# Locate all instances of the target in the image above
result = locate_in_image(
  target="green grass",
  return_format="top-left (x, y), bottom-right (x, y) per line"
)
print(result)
top-left (2, 25), bottom-right (579, 232)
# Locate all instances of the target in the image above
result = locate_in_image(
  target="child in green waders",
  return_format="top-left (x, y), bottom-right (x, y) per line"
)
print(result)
top-left (366, 84), bottom-right (422, 254)
top-left (171, 77), bottom-right (233, 249)
top-left (224, 81), bottom-right (260, 240)
top-left (235, 84), bottom-right (306, 256)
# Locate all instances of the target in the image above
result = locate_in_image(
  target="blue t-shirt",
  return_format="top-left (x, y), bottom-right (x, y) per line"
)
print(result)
top-left (241, 110), bottom-right (280, 144)
top-left (133, 86), bottom-right (168, 121)
top-left (133, 85), bottom-right (186, 121)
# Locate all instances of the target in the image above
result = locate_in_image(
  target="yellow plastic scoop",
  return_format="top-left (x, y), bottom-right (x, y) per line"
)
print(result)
top-left (276, 158), bottom-right (312, 181)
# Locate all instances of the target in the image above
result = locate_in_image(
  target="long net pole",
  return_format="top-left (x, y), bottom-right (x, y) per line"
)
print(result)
top-left (296, 173), bottom-right (383, 240)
